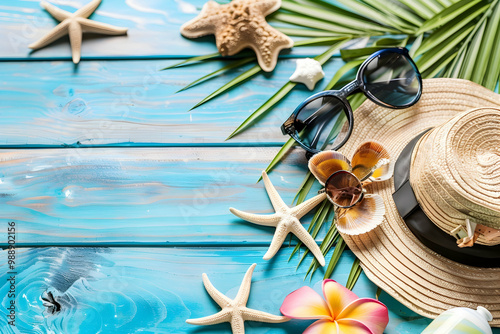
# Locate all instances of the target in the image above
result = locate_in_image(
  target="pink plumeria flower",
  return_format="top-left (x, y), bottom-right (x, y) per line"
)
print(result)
top-left (280, 279), bottom-right (389, 334)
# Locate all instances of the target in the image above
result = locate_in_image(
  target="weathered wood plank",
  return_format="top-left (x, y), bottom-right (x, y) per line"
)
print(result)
top-left (0, 146), bottom-right (331, 246)
top-left (0, 58), bottom-right (344, 146)
top-left (0, 247), bottom-right (439, 333)
top-left (0, 0), bottom-right (334, 60)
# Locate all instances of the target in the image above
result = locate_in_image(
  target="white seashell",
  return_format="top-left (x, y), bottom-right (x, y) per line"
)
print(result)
top-left (289, 58), bottom-right (325, 90)
top-left (308, 151), bottom-right (351, 186)
top-left (336, 193), bottom-right (385, 235)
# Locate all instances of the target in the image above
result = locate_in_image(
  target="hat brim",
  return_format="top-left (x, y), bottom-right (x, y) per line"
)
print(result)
top-left (339, 78), bottom-right (500, 325)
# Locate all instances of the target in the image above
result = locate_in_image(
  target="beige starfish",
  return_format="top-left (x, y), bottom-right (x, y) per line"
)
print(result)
top-left (29, 0), bottom-right (128, 64)
top-left (230, 171), bottom-right (326, 266)
top-left (180, 0), bottom-right (294, 72)
top-left (186, 263), bottom-right (289, 334)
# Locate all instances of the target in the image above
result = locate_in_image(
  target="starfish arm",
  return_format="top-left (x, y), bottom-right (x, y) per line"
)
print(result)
top-left (41, 1), bottom-right (71, 21)
top-left (68, 20), bottom-right (82, 64)
top-left (202, 273), bottom-right (232, 308)
top-left (230, 314), bottom-right (246, 334)
top-left (180, 1), bottom-right (219, 38)
top-left (291, 192), bottom-right (327, 219)
top-left (290, 222), bottom-right (325, 266)
top-left (235, 263), bottom-right (256, 306)
top-left (186, 310), bottom-right (231, 326)
top-left (261, 171), bottom-right (288, 212)
top-left (229, 208), bottom-right (281, 226)
top-left (263, 222), bottom-right (289, 260)
top-left (28, 20), bottom-right (69, 50)
top-left (74, 0), bottom-right (102, 18)
top-left (253, 25), bottom-right (294, 72)
top-left (242, 307), bottom-right (289, 323)
top-left (252, 0), bottom-right (282, 16)
top-left (78, 18), bottom-right (128, 35)
top-left (289, 71), bottom-right (301, 82)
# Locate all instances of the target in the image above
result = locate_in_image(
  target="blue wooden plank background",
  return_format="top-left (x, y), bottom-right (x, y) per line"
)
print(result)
top-left (0, 147), bottom-right (323, 246)
top-left (0, 247), bottom-right (433, 334)
top-left (0, 59), bottom-right (344, 146)
top-left (1, 0), bottom-right (499, 333)
top-left (0, 0), bottom-right (335, 60)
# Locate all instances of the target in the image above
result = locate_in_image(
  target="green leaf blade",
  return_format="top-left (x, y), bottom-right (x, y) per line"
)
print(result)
top-left (160, 52), bottom-right (220, 70)
top-left (177, 58), bottom-right (254, 92)
top-left (415, 0), bottom-right (483, 34)
top-left (190, 64), bottom-right (262, 110)
top-left (225, 81), bottom-right (297, 139)
top-left (259, 137), bottom-right (296, 178)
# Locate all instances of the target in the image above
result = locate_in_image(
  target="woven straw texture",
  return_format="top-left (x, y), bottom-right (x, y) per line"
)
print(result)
top-left (338, 78), bottom-right (500, 326)
top-left (411, 108), bottom-right (500, 245)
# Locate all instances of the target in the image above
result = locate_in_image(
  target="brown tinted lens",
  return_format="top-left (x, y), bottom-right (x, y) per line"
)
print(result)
top-left (325, 171), bottom-right (363, 207)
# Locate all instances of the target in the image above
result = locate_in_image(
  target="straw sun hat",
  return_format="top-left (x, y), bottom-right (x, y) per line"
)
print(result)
top-left (337, 78), bottom-right (500, 325)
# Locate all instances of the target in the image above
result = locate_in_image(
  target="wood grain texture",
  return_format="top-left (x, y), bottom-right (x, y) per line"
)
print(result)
top-left (0, 0), bottom-right (333, 60)
top-left (0, 247), bottom-right (441, 333)
top-left (0, 146), bottom-right (331, 246)
top-left (0, 58), bottom-right (344, 146)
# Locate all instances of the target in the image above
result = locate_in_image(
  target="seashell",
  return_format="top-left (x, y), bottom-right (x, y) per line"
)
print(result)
top-left (368, 158), bottom-right (393, 182)
top-left (351, 141), bottom-right (391, 181)
top-left (308, 151), bottom-right (351, 186)
top-left (325, 170), bottom-right (363, 208)
top-left (336, 194), bottom-right (385, 235)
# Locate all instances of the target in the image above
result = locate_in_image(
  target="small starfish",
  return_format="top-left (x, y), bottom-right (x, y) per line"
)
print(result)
top-left (289, 58), bottom-right (325, 90)
top-left (230, 171), bottom-right (326, 266)
top-left (29, 0), bottom-right (128, 64)
top-left (186, 263), bottom-right (289, 334)
top-left (180, 0), bottom-right (293, 72)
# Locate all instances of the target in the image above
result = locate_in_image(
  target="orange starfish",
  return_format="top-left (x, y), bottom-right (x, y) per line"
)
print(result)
top-left (180, 0), bottom-right (293, 72)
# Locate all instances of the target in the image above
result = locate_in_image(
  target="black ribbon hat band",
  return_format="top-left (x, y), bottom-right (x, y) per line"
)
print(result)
top-left (392, 130), bottom-right (500, 268)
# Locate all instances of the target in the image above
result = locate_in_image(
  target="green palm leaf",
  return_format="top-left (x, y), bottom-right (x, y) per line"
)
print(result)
top-left (272, 13), bottom-right (368, 34)
top-left (472, 0), bottom-right (500, 89)
top-left (324, 237), bottom-right (346, 278)
top-left (414, 2), bottom-right (489, 57)
top-left (190, 64), bottom-right (262, 110)
top-left (226, 41), bottom-right (346, 139)
top-left (415, 0), bottom-right (483, 34)
top-left (346, 258), bottom-right (363, 290)
top-left (276, 27), bottom-right (344, 37)
top-left (161, 52), bottom-right (220, 70)
top-left (334, 0), bottom-right (416, 33)
top-left (177, 58), bottom-right (254, 92)
top-left (280, 0), bottom-right (394, 33)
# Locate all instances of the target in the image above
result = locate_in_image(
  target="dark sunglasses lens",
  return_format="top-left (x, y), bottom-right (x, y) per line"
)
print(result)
top-left (295, 95), bottom-right (350, 151)
top-left (325, 171), bottom-right (362, 207)
top-left (363, 51), bottom-right (420, 107)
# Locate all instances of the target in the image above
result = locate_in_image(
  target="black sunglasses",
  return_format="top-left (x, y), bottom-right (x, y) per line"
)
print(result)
top-left (281, 47), bottom-right (422, 156)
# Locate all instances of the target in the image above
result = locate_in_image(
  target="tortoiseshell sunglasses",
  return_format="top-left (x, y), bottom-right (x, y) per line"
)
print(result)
top-left (281, 48), bottom-right (422, 157)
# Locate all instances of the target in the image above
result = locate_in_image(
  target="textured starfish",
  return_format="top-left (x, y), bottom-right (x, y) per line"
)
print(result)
top-left (29, 0), bottom-right (128, 64)
top-left (186, 263), bottom-right (289, 334)
top-left (180, 0), bottom-right (294, 72)
top-left (289, 58), bottom-right (325, 90)
top-left (230, 171), bottom-right (326, 266)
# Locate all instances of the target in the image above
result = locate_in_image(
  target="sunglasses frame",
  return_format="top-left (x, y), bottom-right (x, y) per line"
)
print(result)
top-left (281, 47), bottom-right (422, 156)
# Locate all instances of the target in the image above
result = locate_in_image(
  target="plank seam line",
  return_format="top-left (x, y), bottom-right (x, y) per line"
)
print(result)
top-left (1, 241), bottom-right (327, 250)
